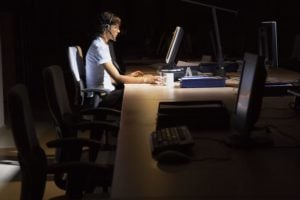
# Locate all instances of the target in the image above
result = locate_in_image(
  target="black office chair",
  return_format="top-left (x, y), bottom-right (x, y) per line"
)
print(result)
top-left (67, 45), bottom-right (121, 122)
top-left (8, 84), bottom-right (113, 199)
top-left (68, 45), bottom-right (112, 109)
top-left (108, 41), bottom-right (125, 76)
top-left (42, 64), bottom-right (119, 136)
top-left (42, 65), bottom-right (119, 188)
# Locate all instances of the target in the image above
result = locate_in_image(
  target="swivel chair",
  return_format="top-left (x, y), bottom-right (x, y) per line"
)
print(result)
top-left (68, 45), bottom-right (110, 109)
top-left (42, 65), bottom-right (119, 189)
top-left (8, 84), bottom-right (113, 199)
top-left (68, 45), bottom-right (124, 109)
top-left (42, 64), bottom-right (119, 136)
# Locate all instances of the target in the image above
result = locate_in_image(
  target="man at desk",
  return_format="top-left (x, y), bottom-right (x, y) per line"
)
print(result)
top-left (85, 11), bottom-right (161, 109)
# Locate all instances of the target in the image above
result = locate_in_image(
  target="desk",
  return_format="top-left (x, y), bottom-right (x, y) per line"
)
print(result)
top-left (227, 68), bottom-right (300, 87)
top-left (127, 64), bottom-right (300, 88)
top-left (111, 72), bottom-right (300, 199)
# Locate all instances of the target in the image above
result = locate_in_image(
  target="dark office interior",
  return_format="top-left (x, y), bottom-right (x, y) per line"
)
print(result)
top-left (1, 0), bottom-right (300, 111)
top-left (1, 0), bottom-right (300, 199)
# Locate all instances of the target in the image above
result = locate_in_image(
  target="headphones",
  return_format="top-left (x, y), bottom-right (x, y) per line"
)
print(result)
top-left (105, 13), bottom-right (114, 30)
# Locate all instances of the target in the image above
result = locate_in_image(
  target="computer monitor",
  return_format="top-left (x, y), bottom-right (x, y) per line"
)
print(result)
top-left (258, 21), bottom-right (279, 68)
top-left (164, 26), bottom-right (184, 68)
top-left (228, 52), bottom-right (271, 148)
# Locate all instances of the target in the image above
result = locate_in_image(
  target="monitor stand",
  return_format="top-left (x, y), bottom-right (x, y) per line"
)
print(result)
top-left (159, 63), bottom-right (186, 81)
top-left (214, 66), bottom-right (226, 77)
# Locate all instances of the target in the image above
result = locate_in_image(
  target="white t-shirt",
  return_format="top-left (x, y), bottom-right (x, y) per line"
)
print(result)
top-left (85, 37), bottom-right (115, 92)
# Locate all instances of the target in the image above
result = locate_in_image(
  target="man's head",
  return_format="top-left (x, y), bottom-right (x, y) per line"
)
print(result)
top-left (98, 11), bottom-right (121, 41)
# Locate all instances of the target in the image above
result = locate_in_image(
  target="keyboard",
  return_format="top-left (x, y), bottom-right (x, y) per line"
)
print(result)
top-left (150, 126), bottom-right (194, 155)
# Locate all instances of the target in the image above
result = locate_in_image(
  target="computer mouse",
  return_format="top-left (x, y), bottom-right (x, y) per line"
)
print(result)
top-left (156, 150), bottom-right (191, 164)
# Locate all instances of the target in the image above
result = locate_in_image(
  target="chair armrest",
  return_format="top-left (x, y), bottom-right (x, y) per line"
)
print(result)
top-left (79, 107), bottom-right (121, 117)
top-left (46, 137), bottom-right (103, 150)
top-left (74, 120), bottom-right (119, 132)
top-left (81, 88), bottom-right (110, 97)
top-left (46, 137), bottom-right (115, 161)
top-left (47, 161), bottom-right (113, 173)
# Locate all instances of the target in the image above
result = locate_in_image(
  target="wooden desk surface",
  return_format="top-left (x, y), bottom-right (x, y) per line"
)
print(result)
top-left (126, 65), bottom-right (300, 88)
top-left (228, 68), bottom-right (300, 84)
top-left (111, 83), bottom-right (300, 199)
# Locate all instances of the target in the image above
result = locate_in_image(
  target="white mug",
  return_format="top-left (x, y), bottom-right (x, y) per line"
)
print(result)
top-left (164, 73), bottom-right (174, 87)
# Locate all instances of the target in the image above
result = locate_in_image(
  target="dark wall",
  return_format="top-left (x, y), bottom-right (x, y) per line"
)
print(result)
top-left (1, 0), bottom-right (300, 107)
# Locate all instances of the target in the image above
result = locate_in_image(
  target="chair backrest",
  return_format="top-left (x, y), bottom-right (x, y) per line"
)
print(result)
top-left (68, 46), bottom-right (85, 82)
top-left (108, 41), bottom-right (125, 75)
top-left (68, 45), bottom-right (86, 106)
top-left (68, 45), bottom-right (110, 108)
top-left (43, 65), bottom-right (76, 138)
top-left (8, 84), bottom-right (47, 200)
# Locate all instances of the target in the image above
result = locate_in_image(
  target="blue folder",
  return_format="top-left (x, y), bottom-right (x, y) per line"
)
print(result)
top-left (180, 76), bottom-right (225, 88)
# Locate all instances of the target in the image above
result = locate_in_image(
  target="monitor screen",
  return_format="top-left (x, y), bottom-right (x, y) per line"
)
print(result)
top-left (165, 26), bottom-right (184, 67)
top-left (231, 52), bottom-right (267, 144)
top-left (258, 21), bottom-right (278, 68)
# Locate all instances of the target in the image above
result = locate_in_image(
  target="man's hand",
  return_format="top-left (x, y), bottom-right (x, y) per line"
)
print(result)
top-left (129, 70), bottom-right (144, 77)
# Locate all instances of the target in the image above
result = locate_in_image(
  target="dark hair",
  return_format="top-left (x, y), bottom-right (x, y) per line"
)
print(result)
top-left (97, 11), bottom-right (121, 35)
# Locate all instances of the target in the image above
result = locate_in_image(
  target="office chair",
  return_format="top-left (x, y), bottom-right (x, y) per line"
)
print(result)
top-left (42, 65), bottom-right (119, 188)
top-left (42, 64), bottom-right (119, 136)
top-left (67, 45), bottom-right (121, 123)
top-left (108, 41), bottom-right (125, 76)
top-left (8, 84), bottom-right (113, 199)
top-left (68, 45), bottom-right (111, 108)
